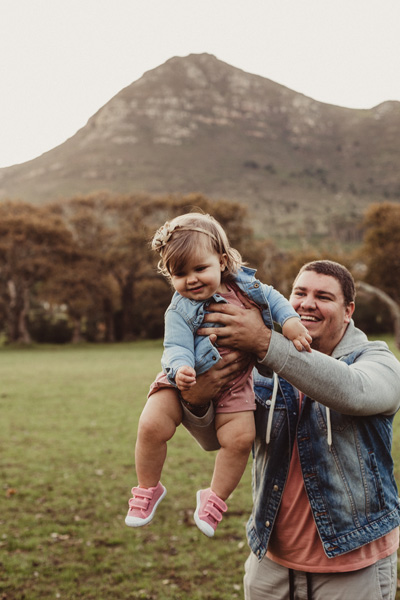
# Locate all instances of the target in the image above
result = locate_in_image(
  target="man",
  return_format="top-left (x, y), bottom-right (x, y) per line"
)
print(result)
top-left (182, 260), bottom-right (400, 600)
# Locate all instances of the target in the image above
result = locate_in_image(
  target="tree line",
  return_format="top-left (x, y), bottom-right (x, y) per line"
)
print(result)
top-left (0, 193), bottom-right (399, 345)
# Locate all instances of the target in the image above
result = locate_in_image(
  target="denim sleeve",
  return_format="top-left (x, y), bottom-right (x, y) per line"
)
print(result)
top-left (262, 285), bottom-right (299, 326)
top-left (161, 308), bottom-right (196, 385)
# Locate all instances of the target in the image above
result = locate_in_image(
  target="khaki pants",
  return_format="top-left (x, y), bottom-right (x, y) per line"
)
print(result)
top-left (181, 401), bottom-right (220, 451)
top-left (244, 551), bottom-right (398, 600)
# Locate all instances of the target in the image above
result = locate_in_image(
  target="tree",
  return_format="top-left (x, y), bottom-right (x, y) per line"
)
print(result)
top-left (358, 202), bottom-right (400, 347)
top-left (361, 202), bottom-right (400, 304)
top-left (0, 202), bottom-right (76, 343)
top-left (47, 194), bottom-right (121, 342)
top-left (356, 281), bottom-right (400, 348)
top-left (0, 191), bottom-right (278, 343)
top-left (274, 248), bottom-right (355, 299)
top-left (60, 191), bottom-right (262, 341)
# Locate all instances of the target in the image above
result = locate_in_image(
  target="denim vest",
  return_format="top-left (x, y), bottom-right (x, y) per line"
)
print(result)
top-left (247, 345), bottom-right (400, 560)
top-left (162, 266), bottom-right (298, 384)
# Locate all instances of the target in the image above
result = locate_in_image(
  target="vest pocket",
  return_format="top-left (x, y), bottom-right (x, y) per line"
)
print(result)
top-left (254, 396), bottom-right (286, 442)
top-left (368, 451), bottom-right (387, 511)
top-left (316, 403), bottom-right (351, 432)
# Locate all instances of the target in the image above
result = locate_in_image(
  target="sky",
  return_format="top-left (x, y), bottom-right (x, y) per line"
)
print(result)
top-left (1, 0), bottom-right (400, 168)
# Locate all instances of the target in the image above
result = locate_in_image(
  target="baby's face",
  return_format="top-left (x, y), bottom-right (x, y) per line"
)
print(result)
top-left (170, 249), bottom-right (227, 301)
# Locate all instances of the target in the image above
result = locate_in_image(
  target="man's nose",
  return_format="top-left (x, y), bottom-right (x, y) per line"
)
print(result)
top-left (301, 295), bottom-right (316, 309)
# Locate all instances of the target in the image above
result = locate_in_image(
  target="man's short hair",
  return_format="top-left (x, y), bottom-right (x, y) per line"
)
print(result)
top-left (296, 260), bottom-right (355, 306)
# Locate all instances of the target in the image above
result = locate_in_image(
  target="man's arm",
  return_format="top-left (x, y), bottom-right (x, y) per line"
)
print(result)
top-left (262, 330), bottom-right (400, 416)
top-left (180, 347), bottom-right (250, 405)
top-left (198, 303), bottom-right (400, 417)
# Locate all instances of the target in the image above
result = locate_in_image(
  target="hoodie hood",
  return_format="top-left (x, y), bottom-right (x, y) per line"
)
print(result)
top-left (331, 320), bottom-right (371, 359)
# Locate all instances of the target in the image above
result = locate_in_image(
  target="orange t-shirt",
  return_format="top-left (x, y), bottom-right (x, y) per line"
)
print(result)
top-left (267, 396), bottom-right (399, 572)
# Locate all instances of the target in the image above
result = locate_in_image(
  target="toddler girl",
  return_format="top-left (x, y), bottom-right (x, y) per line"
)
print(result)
top-left (125, 212), bottom-right (311, 536)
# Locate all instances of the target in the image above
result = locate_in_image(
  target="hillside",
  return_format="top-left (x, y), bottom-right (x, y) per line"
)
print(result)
top-left (1, 53), bottom-right (399, 245)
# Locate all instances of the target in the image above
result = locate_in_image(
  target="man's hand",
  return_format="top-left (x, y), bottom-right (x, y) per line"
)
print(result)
top-left (197, 300), bottom-right (272, 360)
top-left (180, 350), bottom-right (250, 405)
top-left (176, 365), bottom-right (197, 391)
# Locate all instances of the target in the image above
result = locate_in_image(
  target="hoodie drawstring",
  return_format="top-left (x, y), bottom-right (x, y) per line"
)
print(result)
top-left (324, 356), bottom-right (347, 451)
top-left (266, 372), bottom-right (278, 445)
top-left (265, 373), bottom-right (332, 450)
top-left (326, 406), bottom-right (332, 450)
top-left (289, 568), bottom-right (295, 600)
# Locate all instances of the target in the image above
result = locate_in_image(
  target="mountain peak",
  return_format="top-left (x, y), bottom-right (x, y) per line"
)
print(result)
top-left (132, 51), bottom-right (258, 95)
top-left (0, 53), bottom-right (399, 244)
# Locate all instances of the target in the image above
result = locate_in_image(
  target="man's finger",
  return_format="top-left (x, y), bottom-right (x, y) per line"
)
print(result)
top-left (206, 302), bottom-right (241, 314)
top-left (202, 312), bottom-right (232, 325)
top-left (198, 325), bottom-right (228, 337)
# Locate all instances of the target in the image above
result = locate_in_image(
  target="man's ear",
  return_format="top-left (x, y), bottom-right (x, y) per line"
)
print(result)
top-left (344, 302), bottom-right (355, 323)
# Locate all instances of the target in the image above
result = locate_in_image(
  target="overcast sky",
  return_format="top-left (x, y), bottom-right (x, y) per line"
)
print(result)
top-left (1, 0), bottom-right (400, 168)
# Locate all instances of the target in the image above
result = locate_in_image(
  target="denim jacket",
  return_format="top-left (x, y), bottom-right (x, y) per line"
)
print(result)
top-left (161, 266), bottom-right (299, 384)
top-left (247, 322), bottom-right (400, 560)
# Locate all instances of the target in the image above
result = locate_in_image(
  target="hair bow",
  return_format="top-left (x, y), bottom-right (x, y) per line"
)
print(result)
top-left (151, 221), bottom-right (180, 251)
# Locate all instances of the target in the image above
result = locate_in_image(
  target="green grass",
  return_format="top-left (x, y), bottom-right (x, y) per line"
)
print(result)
top-left (0, 341), bottom-right (252, 599)
top-left (1, 340), bottom-right (399, 599)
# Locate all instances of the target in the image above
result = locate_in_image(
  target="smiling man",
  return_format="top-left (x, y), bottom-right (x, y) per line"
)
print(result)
top-left (184, 260), bottom-right (400, 600)
top-left (290, 264), bottom-right (355, 355)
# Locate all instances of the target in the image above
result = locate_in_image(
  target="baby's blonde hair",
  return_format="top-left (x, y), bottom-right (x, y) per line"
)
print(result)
top-left (151, 212), bottom-right (244, 282)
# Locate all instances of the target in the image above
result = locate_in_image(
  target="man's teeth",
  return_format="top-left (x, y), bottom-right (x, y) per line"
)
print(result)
top-left (301, 316), bottom-right (318, 321)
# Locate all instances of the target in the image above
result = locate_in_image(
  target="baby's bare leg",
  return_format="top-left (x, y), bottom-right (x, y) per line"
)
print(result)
top-left (211, 411), bottom-right (255, 501)
top-left (135, 388), bottom-right (182, 487)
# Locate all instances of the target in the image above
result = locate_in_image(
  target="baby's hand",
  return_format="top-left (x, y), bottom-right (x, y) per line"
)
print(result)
top-left (176, 366), bottom-right (197, 391)
top-left (282, 317), bottom-right (312, 352)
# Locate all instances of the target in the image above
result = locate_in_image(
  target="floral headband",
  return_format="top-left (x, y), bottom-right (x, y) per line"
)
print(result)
top-left (151, 221), bottom-right (218, 252)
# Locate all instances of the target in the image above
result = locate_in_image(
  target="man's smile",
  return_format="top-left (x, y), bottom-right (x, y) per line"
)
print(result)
top-left (299, 315), bottom-right (320, 322)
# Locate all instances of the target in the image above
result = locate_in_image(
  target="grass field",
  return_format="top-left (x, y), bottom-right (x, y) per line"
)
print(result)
top-left (1, 339), bottom-right (399, 599)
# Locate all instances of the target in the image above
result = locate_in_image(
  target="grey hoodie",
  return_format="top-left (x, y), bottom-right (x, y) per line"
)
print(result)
top-left (259, 320), bottom-right (400, 416)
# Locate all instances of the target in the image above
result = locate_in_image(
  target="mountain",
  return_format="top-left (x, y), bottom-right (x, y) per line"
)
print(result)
top-left (1, 53), bottom-right (399, 244)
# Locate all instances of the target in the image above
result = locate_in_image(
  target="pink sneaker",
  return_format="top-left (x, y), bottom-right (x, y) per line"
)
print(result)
top-left (125, 482), bottom-right (166, 527)
top-left (194, 488), bottom-right (227, 537)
